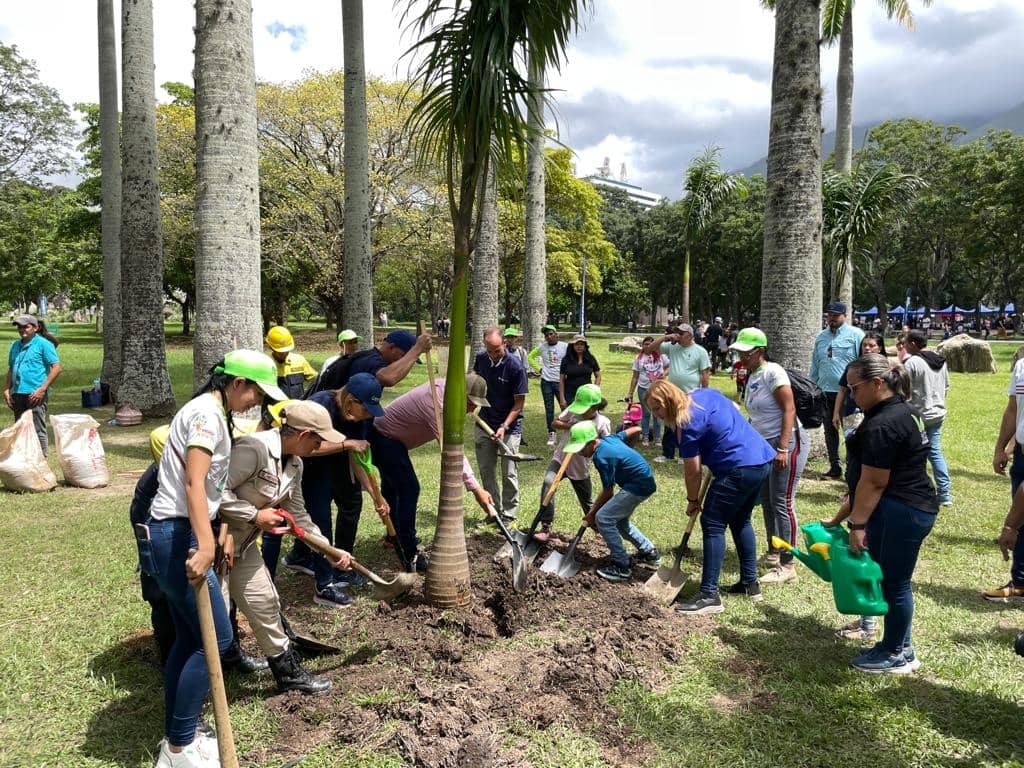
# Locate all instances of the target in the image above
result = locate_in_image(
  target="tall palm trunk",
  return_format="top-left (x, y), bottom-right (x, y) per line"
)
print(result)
top-left (681, 247), bottom-right (692, 324)
top-left (834, 4), bottom-right (854, 309)
top-left (470, 167), bottom-right (498, 350)
top-left (193, 0), bottom-right (263, 383)
top-left (522, 55), bottom-right (547, 351)
top-left (342, 0), bottom-right (373, 346)
top-left (760, 0), bottom-right (823, 372)
top-left (118, 0), bottom-right (175, 415)
top-left (98, 0), bottom-right (122, 394)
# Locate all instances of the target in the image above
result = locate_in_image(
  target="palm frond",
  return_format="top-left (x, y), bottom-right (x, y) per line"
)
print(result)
top-left (822, 0), bottom-right (852, 42)
top-left (681, 145), bottom-right (747, 238)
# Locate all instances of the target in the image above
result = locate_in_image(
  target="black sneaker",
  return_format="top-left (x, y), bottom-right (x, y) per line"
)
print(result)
top-left (724, 580), bottom-right (763, 601)
top-left (409, 552), bottom-right (429, 573)
top-left (332, 569), bottom-right (368, 589)
top-left (675, 592), bottom-right (725, 615)
top-left (313, 583), bottom-right (353, 608)
top-left (819, 466), bottom-right (843, 480)
top-left (284, 550), bottom-right (315, 577)
top-left (630, 547), bottom-right (661, 567)
top-left (596, 563), bottom-right (632, 582)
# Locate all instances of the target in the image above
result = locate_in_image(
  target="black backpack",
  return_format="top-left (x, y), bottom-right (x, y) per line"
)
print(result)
top-left (785, 368), bottom-right (827, 429)
top-left (304, 349), bottom-right (379, 398)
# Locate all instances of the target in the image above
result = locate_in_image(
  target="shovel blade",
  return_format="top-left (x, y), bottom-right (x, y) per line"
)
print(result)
top-left (369, 572), bottom-right (417, 602)
top-left (643, 564), bottom-right (688, 606)
top-left (511, 548), bottom-right (528, 592)
top-left (522, 538), bottom-right (544, 565)
top-left (539, 550), bottom-right (564, 575)
top-left (540, 550), bottom-right (580, 579)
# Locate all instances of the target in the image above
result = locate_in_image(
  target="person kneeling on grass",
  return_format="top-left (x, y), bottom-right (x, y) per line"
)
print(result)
top-left (563, 420), bottom-right (660, 582)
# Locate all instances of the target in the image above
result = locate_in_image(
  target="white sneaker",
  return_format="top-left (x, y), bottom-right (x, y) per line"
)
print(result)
top-left (546, 432), bottom-right (556, 446)
top-left (677, 458), bottom-right (685, 464)
top-left (154, 737), bottom-right (220, 767)
top-left (653, 455), bottom-right (669, 463)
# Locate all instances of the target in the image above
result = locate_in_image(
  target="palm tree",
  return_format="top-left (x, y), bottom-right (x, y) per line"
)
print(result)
top-left (97, 0), bottom-right (122, 396)
top-left (759, 0), bottom-right (823, 372)
top-left (679, 146), bottom-right (745, 323)
top-left (404, 0), bottom-right (588, 607)
top-left (118, 0), bottom-right (175, 415)
top-left (824, 0), bottom-right (931, 307)
top-left (342, 0), bottom-right (373, 345)
top-left (470, 166), bottom-right (499, 349)
top-left (521, 54), bottom-right (547, 351)
top-left (823, 163), bottom-right (926, 330)
top-left (193, 0), bottom-right (263, 383)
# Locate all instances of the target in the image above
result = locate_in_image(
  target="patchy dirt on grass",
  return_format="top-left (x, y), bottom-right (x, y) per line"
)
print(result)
top-left (251, 531), bottom-right (719, 767)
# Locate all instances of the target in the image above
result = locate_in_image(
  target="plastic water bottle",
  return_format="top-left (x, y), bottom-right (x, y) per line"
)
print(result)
top-left (92, 378), bottom-right (101, 392)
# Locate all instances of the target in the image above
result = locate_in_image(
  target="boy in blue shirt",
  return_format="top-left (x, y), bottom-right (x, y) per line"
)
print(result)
top-left (5, 314), bottom-right (61, 452)
top-left (564, 420), bottom-right (659, 582)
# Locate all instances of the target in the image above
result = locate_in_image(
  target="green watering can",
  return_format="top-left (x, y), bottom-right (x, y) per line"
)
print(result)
top-left (771, 523), bottom-right (888, 616)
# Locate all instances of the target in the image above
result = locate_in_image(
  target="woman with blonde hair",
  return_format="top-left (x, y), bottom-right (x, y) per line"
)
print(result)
top-left (646, 378), bottom-right (775, 615)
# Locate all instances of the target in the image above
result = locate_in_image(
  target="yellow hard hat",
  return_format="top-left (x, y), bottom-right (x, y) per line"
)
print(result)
top-left (149, 424), bottom-right (171, 463)
top-left (265, 325), bottom-right (294, 353)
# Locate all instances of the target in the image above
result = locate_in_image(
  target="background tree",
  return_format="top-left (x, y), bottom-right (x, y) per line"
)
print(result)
top-left (470, 167), bottom-right (499, 347)
top-left (405, 0), bottom-right (588, 607)
top-left (117, 0), bottom-right (175, 414)
top-left (342, 0), bottom-right (374, 344)
top-left (193, 0), bottom-right (263, 383)
top-left (522, 55), bottom-right (547, 350)
top-left (678, 146), bottom-right (744, 323)
top-left (97, 0), bottom-right (122, 392)
top-left (759, 0), bottom-right (823, 371)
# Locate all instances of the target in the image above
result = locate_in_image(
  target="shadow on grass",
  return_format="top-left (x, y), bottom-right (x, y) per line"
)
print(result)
top-left (929, 530), bottom-right (998, 549)
top-left (916, 581), bottom-right (1010, 614)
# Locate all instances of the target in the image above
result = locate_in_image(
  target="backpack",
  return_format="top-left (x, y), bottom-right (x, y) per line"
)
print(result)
top-left (304, 349), bottom-right (379, 398)
top-left (785, 368), bottom-right (827, 429)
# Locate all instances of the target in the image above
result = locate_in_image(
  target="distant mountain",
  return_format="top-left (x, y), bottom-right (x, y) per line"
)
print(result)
top-left (735, 102), bottom-right (1024, 177)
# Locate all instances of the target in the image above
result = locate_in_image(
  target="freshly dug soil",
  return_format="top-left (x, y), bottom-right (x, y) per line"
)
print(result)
top-left (250, 530), bottom-right (716, 767)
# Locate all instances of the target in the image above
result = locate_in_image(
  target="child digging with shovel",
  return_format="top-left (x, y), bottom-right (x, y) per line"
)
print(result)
top-left (535, 383), bottom-right (612, 542)
top-left (563, 420), bottom-right (660, 582)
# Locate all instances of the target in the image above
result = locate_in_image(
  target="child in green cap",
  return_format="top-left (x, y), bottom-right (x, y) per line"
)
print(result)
top-left (563, 419), bottom-right (660, 582)
top-left (535, 383), bottom-right (612, 542)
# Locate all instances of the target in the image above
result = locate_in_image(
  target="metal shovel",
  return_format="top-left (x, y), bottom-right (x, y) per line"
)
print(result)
top-left (487, 505), bottom-right (528, 591)
top-left (495, 453), bottom-right (573, 564)
top-left (274, 510), bottom-right (417, 602)
top-left (643, 470), bottom-right (712, 605)
top-left (539, 523), bottom-right (588, 578)
top-left (472, 413), bottom-right (541, 462)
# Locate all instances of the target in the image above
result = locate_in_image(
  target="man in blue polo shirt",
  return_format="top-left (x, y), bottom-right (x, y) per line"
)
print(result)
top-left (473, 325), bottom-right (528, 520)
top-left (811, 301), bottom-right (864, 479)
top-left (4, 314), bottom-right (61, 453)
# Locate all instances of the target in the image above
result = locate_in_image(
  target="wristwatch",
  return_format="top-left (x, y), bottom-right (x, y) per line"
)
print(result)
top-left (847, 522), bottom-right (866, 531)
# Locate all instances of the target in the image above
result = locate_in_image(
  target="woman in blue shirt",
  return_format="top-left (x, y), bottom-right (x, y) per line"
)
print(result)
top-left (646, 379), bottom-right (775, 615)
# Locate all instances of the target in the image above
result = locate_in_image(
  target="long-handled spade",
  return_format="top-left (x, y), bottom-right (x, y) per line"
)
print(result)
top-left (539, 522), bottom-right (589, 579)
top-left (643, 469), bottom-right (713, 606)
top-left (471, 412), bottom-right (542, 462)
top-left (495, 453), bottom-right (573, 565)
top-left (273, 510), bottom-right (416, 601)
top-left (486, 504), bottom-right (528, 591)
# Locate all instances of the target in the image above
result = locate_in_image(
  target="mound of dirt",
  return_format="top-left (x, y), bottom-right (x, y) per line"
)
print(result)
top-left (257, 532), bottom-right (717, 767)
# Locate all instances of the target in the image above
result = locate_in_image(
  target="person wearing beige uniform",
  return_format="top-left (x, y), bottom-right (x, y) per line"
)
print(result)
top-left (219, 400), bottom-right (350, 694)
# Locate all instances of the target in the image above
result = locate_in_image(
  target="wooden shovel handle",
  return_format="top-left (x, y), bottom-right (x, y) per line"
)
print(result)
top-left (472, 411), bottom-right (497, 437)
top-left (288, 527), bottom-right (378, 584)
top-left (542, 453), bottom-right (574, 507)
top-left (363, 469), bottom-right (399, 539)
top-left (194, 577), bottom-right (239, 768)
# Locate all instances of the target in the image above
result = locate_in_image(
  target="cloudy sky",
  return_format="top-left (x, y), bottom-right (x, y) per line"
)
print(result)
top-left (2, 0), bottom-right (1022, 198)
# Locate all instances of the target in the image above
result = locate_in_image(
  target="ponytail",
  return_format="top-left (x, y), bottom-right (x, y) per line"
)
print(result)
top-left (848, 353), bottom-right (910, 400)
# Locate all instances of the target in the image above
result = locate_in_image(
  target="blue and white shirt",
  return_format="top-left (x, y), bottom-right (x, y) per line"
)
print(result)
top-left (810, 324), bottom-right (864, 393)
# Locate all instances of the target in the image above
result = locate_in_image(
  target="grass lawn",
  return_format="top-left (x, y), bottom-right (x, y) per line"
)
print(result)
top-left (1, 325), bottom-right (1022, 767)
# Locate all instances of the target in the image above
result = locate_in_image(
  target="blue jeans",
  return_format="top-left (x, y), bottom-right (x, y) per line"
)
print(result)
top-left (699, 462), bottom-right (772, 595)
top-left (866, 495), bottom-right (936, 654)
top-left (138, 517), bottom-right (232, 747)
top-left (1010, 445), bottom-right (1024, 587)
top-left (595, 489), bottom-right (655, 570)
top-left (638, 386), bottom-right (661, 441)
top-left (540, 378), bottom-right (559, 432)
top-left (369, 426), bottom-right (421, 560)
top-left (924, 421), bottom-right (951, 501)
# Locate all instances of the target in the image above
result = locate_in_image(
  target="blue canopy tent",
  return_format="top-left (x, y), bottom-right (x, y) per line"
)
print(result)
top-left (855, 306), bottom-right (878, 315)
top-left (889, 305), bottom-right (926, 316)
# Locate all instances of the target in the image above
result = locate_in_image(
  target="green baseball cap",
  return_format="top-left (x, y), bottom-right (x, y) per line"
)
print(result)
top-left (503, 327), bottom-right (520, 338)
top-left (729, 327), bottom-right (768, 352)
top-left (542, 324), bottom-right (557, 333)
top-left (217, 349), bottom-right (287, 402)
top-left (563, 420), bottom-right (599, 454)
top-left (567, 383), bottom-right (604, 414)
top-left (337, 329), bottom-right (362, 343)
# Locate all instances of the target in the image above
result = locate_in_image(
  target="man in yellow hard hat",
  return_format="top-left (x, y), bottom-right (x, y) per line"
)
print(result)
top-left (265, 325), bottom-right (316, 399)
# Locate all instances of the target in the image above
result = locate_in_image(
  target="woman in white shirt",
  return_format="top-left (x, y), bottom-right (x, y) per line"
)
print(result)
top-left (729, 328), bottom-right (808, 586)
top-left (626, 337), bottom-right (669, 447)
top-left (140, 349), bottom-right (285, 767)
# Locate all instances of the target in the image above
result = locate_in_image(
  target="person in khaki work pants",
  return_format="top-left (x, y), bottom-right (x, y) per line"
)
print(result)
top-left (218, 400), bottom-right (349, 694)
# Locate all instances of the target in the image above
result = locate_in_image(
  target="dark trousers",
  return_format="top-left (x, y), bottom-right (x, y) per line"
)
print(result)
top-left (540, 379), bottom-right (559, 432)
top-left (1010, 445), bottom-right (1024, 586)
top-left (289, 456), bottom-right (362, 588)
top-left (662, 427), bottom-right (680, 460)
top-left (866, 494), bottom-right (936, 653)
top-left (823, 391), bottom-right (841, 470)
top-left (699, 462), bottom-right (772, 594)
top-left (368, 427), bottom-right (420, 559)
top-left (12, 392), bottom-right (48, 453)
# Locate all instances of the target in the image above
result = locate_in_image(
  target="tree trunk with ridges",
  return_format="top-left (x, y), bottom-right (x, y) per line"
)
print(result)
top-left (98, 0), bottom-right (122, 395)
top-left (470, 167), bottom-right (498, 353)
top-left (522, 56), bottom-right (547, 351)
top-left (835, 5), bottom-right (854, 310)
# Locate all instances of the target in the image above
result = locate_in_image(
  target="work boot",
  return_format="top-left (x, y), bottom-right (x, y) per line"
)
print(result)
top-left (221, 638), bottom-right (269, 673)
top-left (269, 646), bottom-right (332, 694)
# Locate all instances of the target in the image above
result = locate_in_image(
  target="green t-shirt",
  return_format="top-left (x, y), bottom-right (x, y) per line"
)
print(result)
top-left (660, 341), bottom-right (710, 392)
